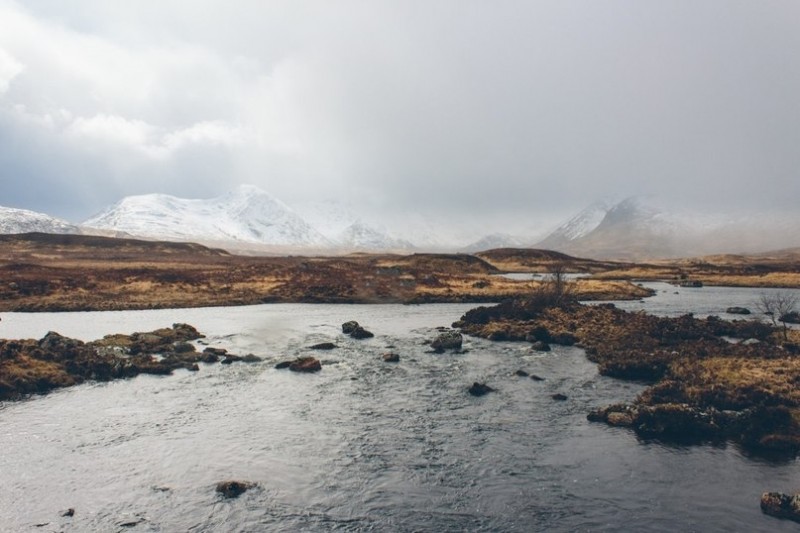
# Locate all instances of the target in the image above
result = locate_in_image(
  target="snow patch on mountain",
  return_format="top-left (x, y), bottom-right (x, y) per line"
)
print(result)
top-left (293, 201), bottom-right (413, 250)
top-left (462, 233), bottom-right (531, 253)
top-left (337, 220), bottom-right (413, 250)
top-left (0, 206), bottom-right (79, 234)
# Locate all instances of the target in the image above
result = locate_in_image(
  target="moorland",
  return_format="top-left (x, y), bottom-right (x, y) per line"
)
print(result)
top-left (2, 233), bottom-right (799, 312)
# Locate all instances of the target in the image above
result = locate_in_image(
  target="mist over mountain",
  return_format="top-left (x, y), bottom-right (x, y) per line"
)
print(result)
top-left (2, 188), bottom-right (798, 258)
top-left (535, 196), bottom-right (800, 260)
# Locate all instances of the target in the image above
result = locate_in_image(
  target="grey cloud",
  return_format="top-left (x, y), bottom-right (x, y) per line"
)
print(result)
top-left (0, 0), bottom-right (798, 228)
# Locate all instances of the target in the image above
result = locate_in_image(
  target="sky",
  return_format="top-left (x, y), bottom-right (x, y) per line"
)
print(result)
top-left (0, 0), bottom-right (798, 230)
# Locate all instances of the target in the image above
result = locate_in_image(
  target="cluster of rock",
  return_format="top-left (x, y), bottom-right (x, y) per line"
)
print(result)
top-left (0, 324), bottom-right (264, 400)
top-left (587, 402), bottom-right (799, 451)
top-left (761, 491), bottom-right (800, 523)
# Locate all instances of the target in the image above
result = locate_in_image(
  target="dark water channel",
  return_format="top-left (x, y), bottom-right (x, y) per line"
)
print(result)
top-left (0, 302), bottom-right (797, 532)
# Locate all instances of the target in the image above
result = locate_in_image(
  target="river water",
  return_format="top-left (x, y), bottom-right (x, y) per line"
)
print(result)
top-left (0, 299), bottom-right (798, 532)
top-left (601, 281), bottom-right (800, 322)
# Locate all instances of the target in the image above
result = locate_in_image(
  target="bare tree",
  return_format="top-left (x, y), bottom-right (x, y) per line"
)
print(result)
top-left (755, 291), bottom-right (799, 341)
top-left (535, 262), bottom-right (576, 308)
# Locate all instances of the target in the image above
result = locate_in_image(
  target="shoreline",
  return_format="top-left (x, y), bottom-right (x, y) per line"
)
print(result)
top-left (456, 298), bottom-right (800, 459)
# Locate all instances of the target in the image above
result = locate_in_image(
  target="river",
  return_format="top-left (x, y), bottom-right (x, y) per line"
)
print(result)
top-left (0, 298), bottom-right (797, 532)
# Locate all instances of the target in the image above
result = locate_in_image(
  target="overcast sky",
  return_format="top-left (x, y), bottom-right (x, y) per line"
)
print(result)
top-left (0, 0), bottom-right (798, 228)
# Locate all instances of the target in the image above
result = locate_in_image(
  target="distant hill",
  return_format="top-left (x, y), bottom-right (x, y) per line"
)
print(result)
top-left (0, 232), bottom-right (230, 259)
top-left (0, 206), bottom-right (80, 235)
top-left (475, 248), bottom-right (622, 272)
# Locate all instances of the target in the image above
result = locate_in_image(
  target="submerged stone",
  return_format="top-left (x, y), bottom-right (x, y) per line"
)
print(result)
top-left (468, 382), bottom-right (495, 396)
top-left (216, 480), bottom-right (256, 499)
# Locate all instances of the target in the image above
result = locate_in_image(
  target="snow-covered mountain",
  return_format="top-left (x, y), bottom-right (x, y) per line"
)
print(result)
top-left (0, 206), bottom-right (80, 235)
top-left (535, 201), bottom-right (609, 251)
top-left (337, 220), bottom-right (414, 250)
top-left (7, 188), bottom-right (798, 258)
top-left (294, 201), bottom-right (412, 250)
top-left (535, 196), bottom-right (800, 259)
top-left (461, 233), bottom-right (531, 253)
top-left (83, 185), bottom-right (331, 248)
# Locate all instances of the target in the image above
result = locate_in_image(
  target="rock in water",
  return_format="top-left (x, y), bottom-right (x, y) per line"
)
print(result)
top-left (726, 307), bottom-right (751, 315)
top-left (309, 342), bottom-right (337, 350)
top-left (431, 331), bottom-right (463, 353)
top-left (341, 321), bottom-right (374, 339)
top-left (341, 321), bottom-right (359, 334)
top-left (349, 326), bottom-right (374, 339)
top-left (289, 357), bottom-right (322, 373)
top-left (382, 353), bottom-right (400, 363)
top-left (761, 492), bottom-right (800, 523)
top-left (216, 481), bottom-right (255, 499)
top-left (468, 382), bottom-right (495, 396)
top-left (551, 393), bottom-right (568, 401)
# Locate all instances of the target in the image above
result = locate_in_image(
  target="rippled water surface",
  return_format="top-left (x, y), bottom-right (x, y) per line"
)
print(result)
top-left (605, 282), bottom-right (800, 321)
top-left (0, 301), bottom-right (798, 532)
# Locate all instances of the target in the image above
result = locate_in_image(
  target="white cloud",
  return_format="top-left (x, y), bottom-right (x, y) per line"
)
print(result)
top-left (67, 114), bottom-right (153, 149)
top-left (0, 47), bottom-right (23, 94)
top-left (163, 121), bottom-right (244, 151)
top-left (66, 114), bottom-right (245, 158)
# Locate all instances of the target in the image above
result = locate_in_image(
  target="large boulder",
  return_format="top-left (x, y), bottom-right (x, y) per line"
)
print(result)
top-left (761, 492), bottom-right (800, 523)
top-left (431, 331), bottom-right (463, 353)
